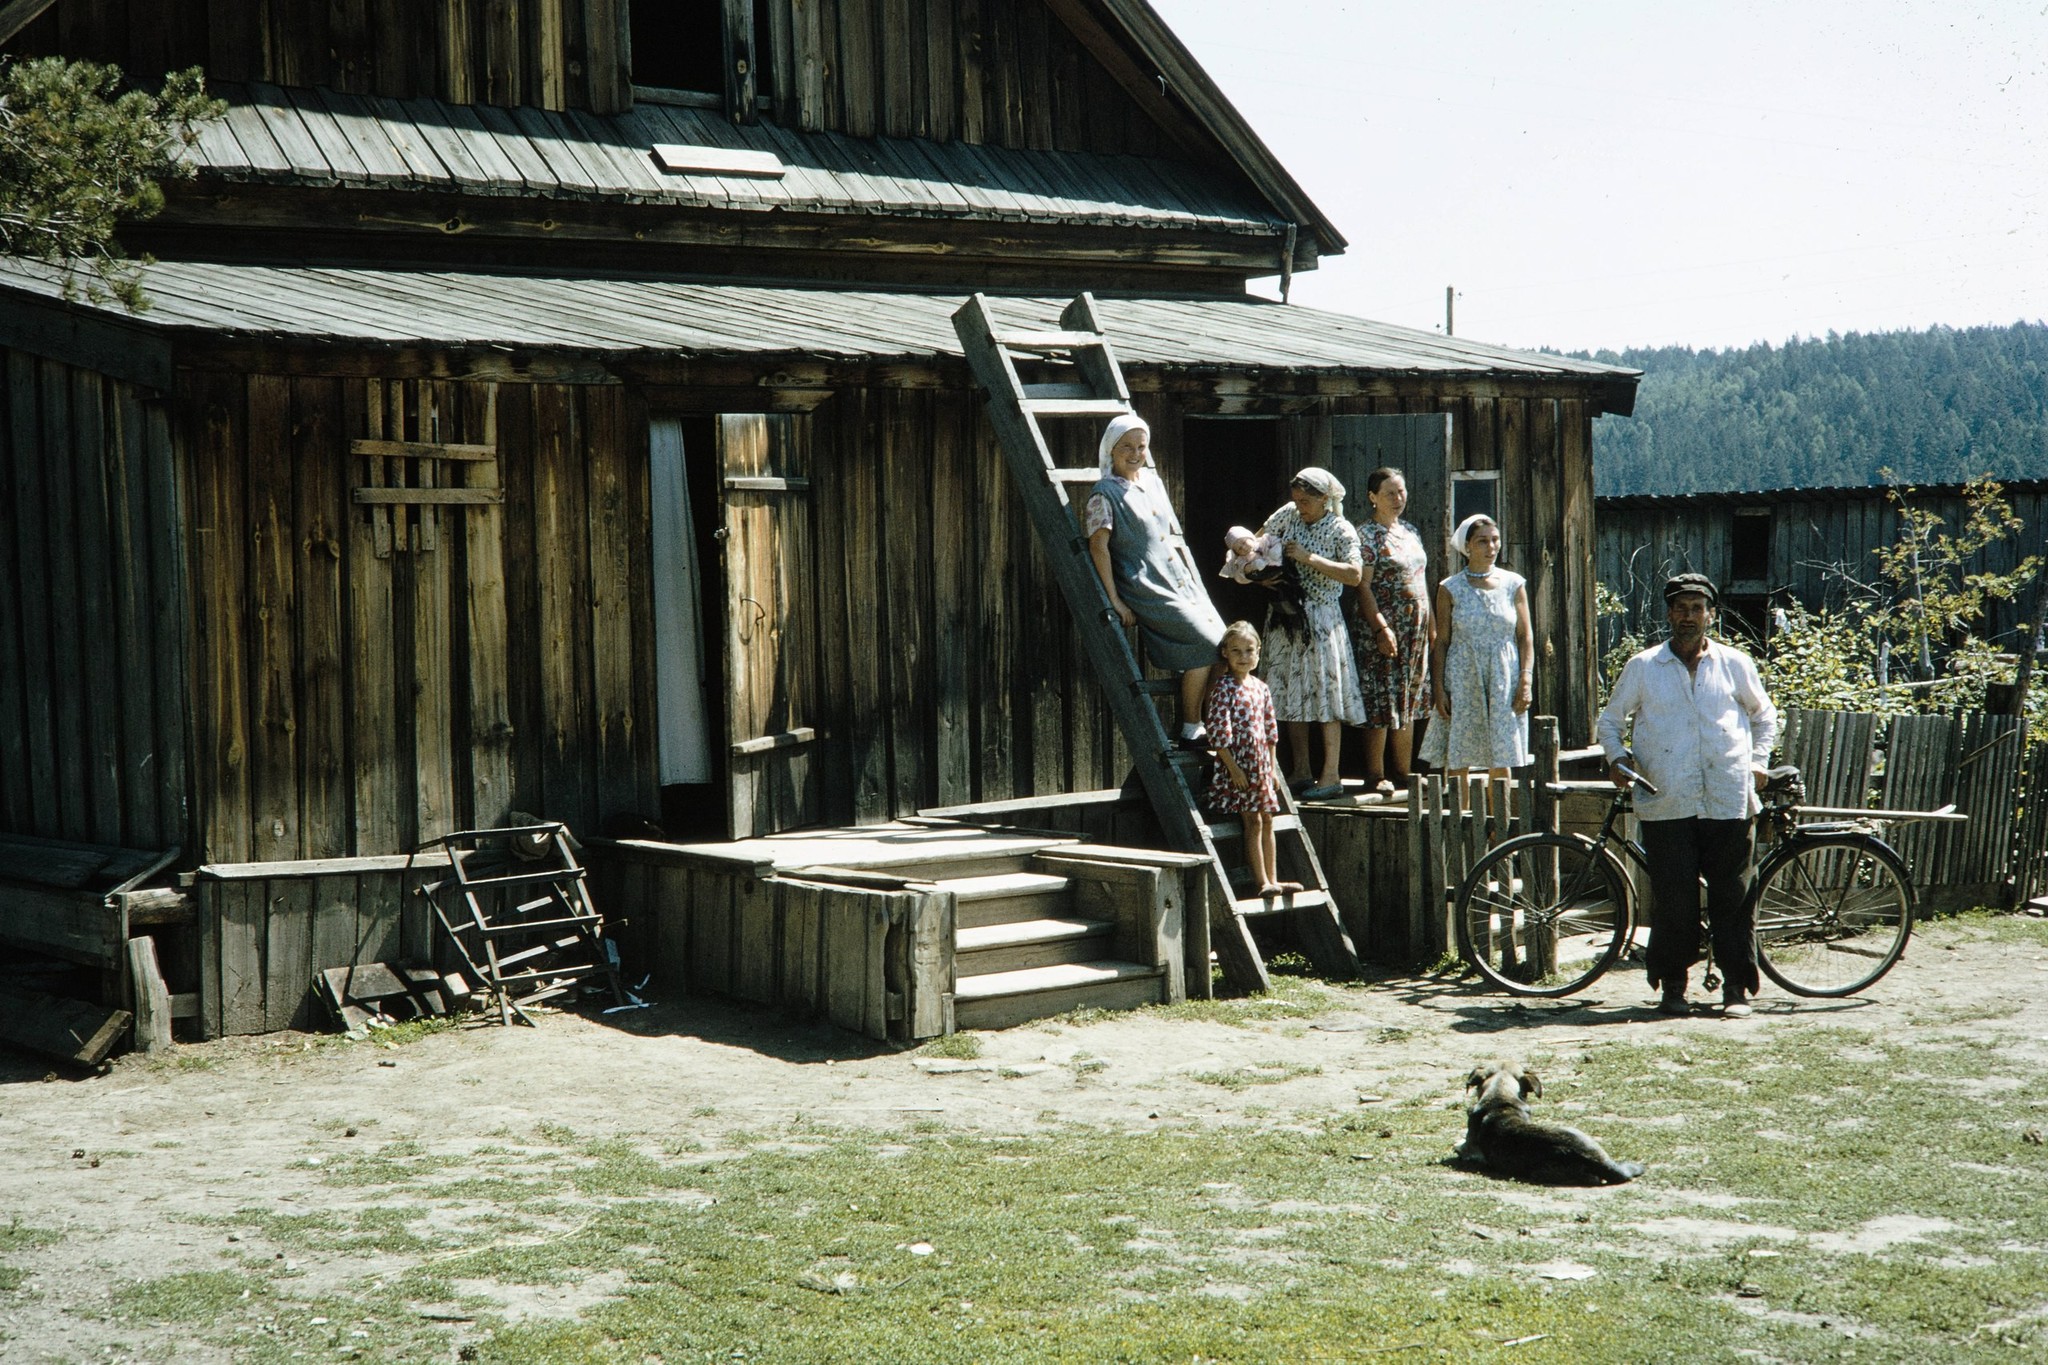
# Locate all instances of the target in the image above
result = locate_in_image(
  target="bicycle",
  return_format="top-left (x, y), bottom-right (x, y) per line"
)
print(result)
top-left (1453, 763), bottom-right (1941, 1000)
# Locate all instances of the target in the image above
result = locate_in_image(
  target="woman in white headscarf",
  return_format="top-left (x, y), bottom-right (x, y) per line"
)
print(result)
top-left (1086, 413), bottom-right (1227, 746)
top-left (1419, 513), bottom-right (1533, 780)
top-left (1257, 467), bottom-right (1365, 800)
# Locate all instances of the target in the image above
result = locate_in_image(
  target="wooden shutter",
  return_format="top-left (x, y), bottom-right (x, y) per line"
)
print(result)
top-left (718, 413), bottom-right (819, 837)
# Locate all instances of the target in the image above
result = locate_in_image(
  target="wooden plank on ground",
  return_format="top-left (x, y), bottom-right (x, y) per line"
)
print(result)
top-left (0, 981), bottom-right (132, 1069)
top-left (906, 887), bottom-right (952, 1038)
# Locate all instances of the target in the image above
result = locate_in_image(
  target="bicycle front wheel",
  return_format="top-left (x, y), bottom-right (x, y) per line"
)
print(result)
top-left (1753, 833), bottom-right (1913, 997)
top-left (1455, 833), bottom-right (1633, 997)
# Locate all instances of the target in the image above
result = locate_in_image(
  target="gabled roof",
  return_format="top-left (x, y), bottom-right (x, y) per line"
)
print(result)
top-left (0, 257), bottom-right (1636, 401)
top-left (1074, 0), bottom-right (1346, 255)
top-left (185, 81), bottom-right (1287, 239)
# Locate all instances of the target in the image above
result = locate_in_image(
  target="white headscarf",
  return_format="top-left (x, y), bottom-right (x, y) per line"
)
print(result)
top-left (1450, 513), bottom-right (1498, 558)
top-left (1098, 413), bottom-right (1152, 480)
top-left (1290, 466), bottom-right (1345, 519)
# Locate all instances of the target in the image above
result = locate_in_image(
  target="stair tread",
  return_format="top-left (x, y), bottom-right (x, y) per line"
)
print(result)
top-left (954, 959), bottom-right (1162, 999)
top-left (1204, 814), bottom-right (1303, 838)
top-left (932, 870), bottom-right (1071, 900)
top-left (1233, 888), bottom-right (1331, 917)
top-left (956, 916), bottom-right (1112, 952)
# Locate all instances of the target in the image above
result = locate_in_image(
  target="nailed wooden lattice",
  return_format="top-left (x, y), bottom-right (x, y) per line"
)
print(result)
top-left (350, 437), bottom-right (503, 557)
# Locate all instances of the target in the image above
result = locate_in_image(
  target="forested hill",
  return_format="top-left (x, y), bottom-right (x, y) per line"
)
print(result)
top-left (1577, 322), bottom-right (2048, 495)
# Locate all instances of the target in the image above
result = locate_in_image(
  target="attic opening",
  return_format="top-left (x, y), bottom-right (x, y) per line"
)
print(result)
top-left (631, 0), bottom-right (773, 104)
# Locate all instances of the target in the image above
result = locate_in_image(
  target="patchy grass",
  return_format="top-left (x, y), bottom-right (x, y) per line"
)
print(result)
top-left (97, 1008), bottom-right (2048, 1364)
top-left (1186, 1060), bottom-right (1325, 1091)
top-left (918, 1032), bottom-right (984, 1061)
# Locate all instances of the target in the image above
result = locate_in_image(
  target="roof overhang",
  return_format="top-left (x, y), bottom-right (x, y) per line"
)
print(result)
top-left (0, 259), bottom-right (1640, 413)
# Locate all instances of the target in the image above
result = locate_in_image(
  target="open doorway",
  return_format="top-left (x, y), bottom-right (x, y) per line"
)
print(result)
top-left (649, 414), bottom-right (729, 840)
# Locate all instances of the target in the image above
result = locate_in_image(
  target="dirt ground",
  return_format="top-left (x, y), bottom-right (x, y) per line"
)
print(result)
top-left (3, 914), bottom-right (2046, 1362)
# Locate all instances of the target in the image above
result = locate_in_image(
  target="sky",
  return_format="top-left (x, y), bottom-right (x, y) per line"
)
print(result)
top-left (1150, 0), bottom-right (2048, 354)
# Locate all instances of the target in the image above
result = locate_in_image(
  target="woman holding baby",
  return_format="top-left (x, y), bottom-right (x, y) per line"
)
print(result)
top-left (1253, 467), bottom-right (1364, 801)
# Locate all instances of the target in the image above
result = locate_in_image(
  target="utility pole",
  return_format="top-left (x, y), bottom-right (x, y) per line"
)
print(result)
top-left (1445, 285), bottom-right (1455, 337)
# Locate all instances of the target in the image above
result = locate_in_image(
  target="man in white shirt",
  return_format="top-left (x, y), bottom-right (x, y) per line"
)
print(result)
top-left (1597, 574), bottom-right (1779, 1018)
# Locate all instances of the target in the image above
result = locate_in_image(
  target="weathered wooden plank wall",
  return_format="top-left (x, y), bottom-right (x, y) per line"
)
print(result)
top-left (12, 0), bottom-right (631, 112)
top-left (180, 371), bottom-right (657, 862)
top-left (1597, 484), bottom-right (2047, 649)
top-left (9, 0), bottom-right (1175, 155)
top-left (0, 346), bottom-right (188, 850)
top-left (192, 862), bottom-right (431, 1037)
top-left (588, 842), bottom-right (952, 1042)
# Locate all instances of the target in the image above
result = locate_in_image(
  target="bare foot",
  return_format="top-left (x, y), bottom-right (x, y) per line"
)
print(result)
top-left (1258, 883), bottom-right (1286, 898)
top-left (1276, 880), bottom-right (1304, 893)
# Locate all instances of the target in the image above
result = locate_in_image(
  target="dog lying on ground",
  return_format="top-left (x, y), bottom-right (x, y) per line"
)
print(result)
top-left (1454, 1060), bottom-right (1645, 1185)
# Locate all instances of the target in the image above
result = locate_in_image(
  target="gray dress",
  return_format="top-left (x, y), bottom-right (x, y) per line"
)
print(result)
top-left (1419, 570), bottom-right (1531, 769)
top-left (1091, 475), bottom-right (1226, 672)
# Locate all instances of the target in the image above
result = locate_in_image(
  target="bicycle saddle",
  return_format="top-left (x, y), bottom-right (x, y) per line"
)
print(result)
top-left (1761, 765), bottom-right (1806, 804)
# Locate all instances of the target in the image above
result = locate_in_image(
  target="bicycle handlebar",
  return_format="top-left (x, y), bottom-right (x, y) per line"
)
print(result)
top-left (1611, 761), bottom-right (1660, 797)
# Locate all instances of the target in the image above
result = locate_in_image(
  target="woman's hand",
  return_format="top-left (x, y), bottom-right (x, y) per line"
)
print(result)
top-left (1283, 540), bottom-right (1311, 566)
top-left (1219, 753), bottom-right (1249, 790)
top-left (1110, 597), bottom-right (1136, 628)
top-left (1513, 676), bottom-right (1532, 715)
top-left (1374, 622), bottom-right (1398, 658)
top-left (1434, 684), bottom-right (1453, 720)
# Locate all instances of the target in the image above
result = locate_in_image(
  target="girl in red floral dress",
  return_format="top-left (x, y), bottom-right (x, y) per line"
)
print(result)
top-left (1205, 621), bottom-right (1298, 896)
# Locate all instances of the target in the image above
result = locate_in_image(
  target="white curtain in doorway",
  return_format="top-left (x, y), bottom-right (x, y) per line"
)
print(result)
top-left (649, 417), bottom-right (713, 784)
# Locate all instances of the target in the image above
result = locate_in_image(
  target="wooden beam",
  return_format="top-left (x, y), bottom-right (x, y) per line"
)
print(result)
top-left (0, 884), bottom-right (125, 966)
top-left (349, 438), bottom-right (499, 460)
top-left (0, 0), bottom-right (57, 48)
top-left (351, 486), bottom-right (504, 505)
top-left (721, 0), bottom-right (758, 125)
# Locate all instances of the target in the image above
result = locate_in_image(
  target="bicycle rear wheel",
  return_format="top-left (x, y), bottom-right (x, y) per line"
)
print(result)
top-left (1455, 833), bottom-right (1632, 997)
top-left (1753, 833), bottom-right (1913, 997)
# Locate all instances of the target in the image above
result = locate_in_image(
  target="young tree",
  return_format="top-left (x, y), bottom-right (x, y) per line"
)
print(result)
top-left (1871, 471), bottom-right (2041, 681)
top-left (0, 57), bottom-right (223, 310)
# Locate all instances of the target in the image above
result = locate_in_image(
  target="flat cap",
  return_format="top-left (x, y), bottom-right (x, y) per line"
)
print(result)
top-left (1663, 572), bottom-right (1718, 605)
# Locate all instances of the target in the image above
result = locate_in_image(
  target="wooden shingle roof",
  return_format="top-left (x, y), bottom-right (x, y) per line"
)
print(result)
top-left (0, 257), bottom-right (1638, 390)
top-left (186, 82), bottom-right (1287, 237)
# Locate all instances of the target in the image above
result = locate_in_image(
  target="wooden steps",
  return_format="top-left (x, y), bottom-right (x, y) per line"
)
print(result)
top-left (931, 860), bottom-right (1168, 1029)
top-left (953, 959), bottom-right (1166, 1031)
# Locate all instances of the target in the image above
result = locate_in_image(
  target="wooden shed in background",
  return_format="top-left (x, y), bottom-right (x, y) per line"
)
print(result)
top-left (1596, 479), bottom-right (2047, 651)
top-left (0, 0), bottom-right (1638, 1043)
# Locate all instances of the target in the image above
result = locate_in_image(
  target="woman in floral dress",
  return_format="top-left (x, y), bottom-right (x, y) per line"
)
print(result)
top-left (1350, 467), bottom-right (1432, 795)
top-left (1257, 467), bottom-right (1364, 801)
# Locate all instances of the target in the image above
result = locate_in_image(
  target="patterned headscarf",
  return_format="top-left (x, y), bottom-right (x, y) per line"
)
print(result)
top-left (1098, 413), bottom-right (1152, 479)
top-left (1450, 513), bottom-right (1498, 558)
top-left (1289, 466), bottom-right (1345, 519)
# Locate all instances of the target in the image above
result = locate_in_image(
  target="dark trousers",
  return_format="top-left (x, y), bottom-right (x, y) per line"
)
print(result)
top-left (1639, 817), bottom-right (1757, 997)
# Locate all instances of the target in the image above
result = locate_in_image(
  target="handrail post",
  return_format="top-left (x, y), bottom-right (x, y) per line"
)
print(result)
top-left (1533, 716), bottom-right (1560, 837)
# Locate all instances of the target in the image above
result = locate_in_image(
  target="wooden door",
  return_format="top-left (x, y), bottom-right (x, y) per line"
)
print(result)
top-left (719, 413), bottom-right (820, 838)
top-left (1328, 414), bottom-right (1454, 578)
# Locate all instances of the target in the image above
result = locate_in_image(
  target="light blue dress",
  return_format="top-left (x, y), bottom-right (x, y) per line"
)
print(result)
top-left (1420, 570), bottom-right (1531, 769)
top-left (1090, 474), bottom-right (1225, 671)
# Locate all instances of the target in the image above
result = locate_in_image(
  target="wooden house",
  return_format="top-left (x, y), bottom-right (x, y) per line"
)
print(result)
top-left (0, 0), bottom-right (1639, 1042)
top-left (1596, 479), bottom-right (2047, 651)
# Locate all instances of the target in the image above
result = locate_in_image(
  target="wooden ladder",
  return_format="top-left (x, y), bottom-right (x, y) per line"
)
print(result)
top-left (413, 822), bottom-right (630, 1025)
top-left (951, 292), bottom-right (1358, 993)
